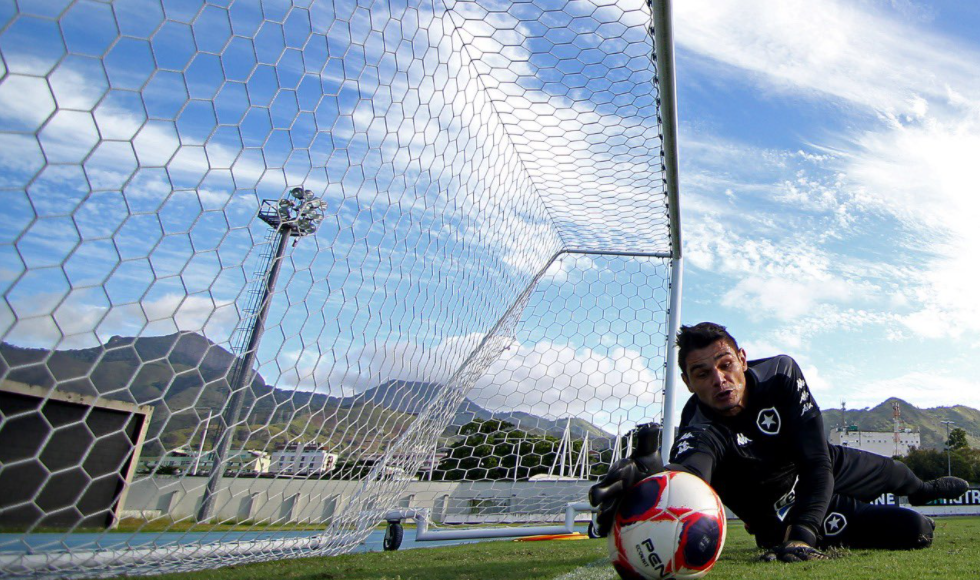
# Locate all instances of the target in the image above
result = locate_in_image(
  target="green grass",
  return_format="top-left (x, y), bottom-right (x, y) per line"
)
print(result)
top-left (151, 539), bottom-right (607, 580)
top-left (145, 517), bottom-right (980, 580)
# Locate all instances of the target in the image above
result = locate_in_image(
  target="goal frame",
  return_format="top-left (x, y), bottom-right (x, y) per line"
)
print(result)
top-left (0, 0), bottom-right (685, 574)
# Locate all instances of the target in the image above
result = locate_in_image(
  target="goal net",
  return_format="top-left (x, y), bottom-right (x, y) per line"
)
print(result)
top-left (0, 0), bottom-right (681, 576)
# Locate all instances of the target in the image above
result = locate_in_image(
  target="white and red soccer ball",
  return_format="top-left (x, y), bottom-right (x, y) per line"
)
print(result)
top-left (608, 471), bottom-right (727, 580)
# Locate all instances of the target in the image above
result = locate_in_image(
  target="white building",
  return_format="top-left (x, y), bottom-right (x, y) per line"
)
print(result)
top-left (143, 449), bottom-right (271, 475)
top-left (829, 427), bottom-right (920, 457)
top-left (358, 450), bottom-right (448, 480)
top-left (270, 443), bottom-right (337, 475)
top-left (361, 451), bottom-right (447, 472)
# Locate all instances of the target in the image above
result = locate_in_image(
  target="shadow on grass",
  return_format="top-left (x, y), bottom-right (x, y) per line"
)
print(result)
top-left (144, 517), bottom-right (980, 580)
top-left (152, 538), bottom-right (609, 580)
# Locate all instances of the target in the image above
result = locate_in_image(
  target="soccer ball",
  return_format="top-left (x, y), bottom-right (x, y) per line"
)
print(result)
top-left (608, 471), bottom-right (727, 580)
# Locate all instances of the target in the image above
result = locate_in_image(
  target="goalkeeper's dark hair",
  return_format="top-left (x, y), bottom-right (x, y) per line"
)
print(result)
top-left (676, 322), bottom-right (740, 375)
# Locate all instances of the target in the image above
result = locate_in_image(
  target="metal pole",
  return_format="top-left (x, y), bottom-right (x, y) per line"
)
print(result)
top-left (193, 412), bottom-right (212, 476)
top-left (942, 420), bottom-right (954, 477)
top-left (428, 441), bottom-right (436, 481)
top-left (650, 0), bottom-right (683, 260)
top-left (661, 258), bottom-right (683, 457)
top-left (651, 0), bottom-right (684, 459)
top-left (561, 248), bottom-right (671, 259)
top-left (197, 227), bottom-right (293, 522)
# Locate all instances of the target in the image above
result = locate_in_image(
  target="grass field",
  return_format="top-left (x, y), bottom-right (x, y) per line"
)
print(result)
top-left (148, 517), bottom-right (980, 580)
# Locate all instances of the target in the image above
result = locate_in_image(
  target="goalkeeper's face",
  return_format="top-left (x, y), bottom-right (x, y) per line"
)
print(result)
top-left (682, 340), bottom-right (749, 417)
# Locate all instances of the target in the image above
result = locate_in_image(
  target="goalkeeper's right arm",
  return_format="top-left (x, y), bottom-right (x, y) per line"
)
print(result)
top-left (588, 423), bottom-right (665, 537)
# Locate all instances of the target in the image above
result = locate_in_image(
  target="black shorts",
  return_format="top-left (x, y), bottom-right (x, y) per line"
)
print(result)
top-left (749, 446), bottom-right (931, 549)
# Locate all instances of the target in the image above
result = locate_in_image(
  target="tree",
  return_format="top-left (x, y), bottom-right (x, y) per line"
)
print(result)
top-left (898, 446), bottom-right (980, 484)
top-left (898, 448), bottom-right (945, 481)
top-left (434, 419), bottom-right (594, 481)
top-left (947, 427), bottom-right (969, 450)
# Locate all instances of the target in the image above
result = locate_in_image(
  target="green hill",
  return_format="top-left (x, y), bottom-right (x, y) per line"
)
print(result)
top-left (821, 397), bottom-right (980, 450)
top-left (0, 334), bottom-right (416, 456)
top-left (0, 333), bottom-right (614, 458)
top-left (8, 334), bottom-right (972, 456)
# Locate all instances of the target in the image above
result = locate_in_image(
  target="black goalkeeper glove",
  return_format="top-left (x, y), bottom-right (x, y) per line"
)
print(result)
top-left (588, 423), bottom-right (664, 538)
top-left (760, 541), bottom-right (828, 563)
top-left (760, 524), bottom-right (828, 563)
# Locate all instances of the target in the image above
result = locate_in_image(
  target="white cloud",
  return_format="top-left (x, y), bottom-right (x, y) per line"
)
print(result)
top-left (139, 293), bottom-right (239, 337)
top-left (274, 330), bottom-right (663, 430)
top-left (680, 136), bottom-right (855, 235)
top-left (675, 0), bottom-right (980, 117)
top-left (1, 292), bottom-right (105, 350)
top-left (845, 371), bottom-right (980, 409)
top-left (798, 363), bottom-right (832, 394)
top-left (0, 74), bottom-right (55, 131)
top-left (722, 277), bottom-right (864, 321)
top-left (275, 334), bottom-right (484, 396)
top-left (1, 291), bottom-right (239, 350)
top-left (541, 253), bottom-right (598, 285)
top-left (840, 118), bottom-right (980, 339)
top-left (468, 340), bottom-right (661, 422)
top-left (739, 338), bottom-right (784, 360)
top-left (678, 1), bottom-right (980, 345)
top-left (684, 210), bottom-right (880, 322)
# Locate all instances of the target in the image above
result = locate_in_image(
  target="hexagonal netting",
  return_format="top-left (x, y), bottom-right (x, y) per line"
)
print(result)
top-left (0, 0), bottom-right (681, 576)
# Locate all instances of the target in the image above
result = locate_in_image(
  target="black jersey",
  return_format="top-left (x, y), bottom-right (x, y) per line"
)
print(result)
top-left (668, 355), bottom-right (832, 538)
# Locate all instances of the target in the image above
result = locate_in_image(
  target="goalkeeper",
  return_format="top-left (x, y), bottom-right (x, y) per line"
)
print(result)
top-left (590, 322), bottom-right (968, 562)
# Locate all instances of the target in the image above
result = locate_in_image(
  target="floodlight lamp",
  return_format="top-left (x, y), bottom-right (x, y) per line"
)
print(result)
top-left (290, 187), bottom-right (314, 201)
top-left (275, 186), bottom-right (324, 237)
top-left (298, 204), bottom-right (324, 219)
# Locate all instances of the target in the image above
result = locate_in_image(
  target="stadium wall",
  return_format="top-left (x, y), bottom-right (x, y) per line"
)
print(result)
top-left (123, 478), bottom-right (980, 527)
top-left (872, 488), bottom-right (980, 517)
top-left (122, 477), bottom-right (595, 525)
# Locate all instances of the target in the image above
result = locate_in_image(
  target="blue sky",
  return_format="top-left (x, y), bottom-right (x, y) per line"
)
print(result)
top-left (672, 0), bottom-right (980, 415)
top-left (0, 0), bottom-right (977, 438)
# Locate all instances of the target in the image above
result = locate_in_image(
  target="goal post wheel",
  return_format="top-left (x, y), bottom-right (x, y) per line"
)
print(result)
top-left (588, 519), bottom-right (603, 539)
top-left (383, 521), bottom-right (404, 551)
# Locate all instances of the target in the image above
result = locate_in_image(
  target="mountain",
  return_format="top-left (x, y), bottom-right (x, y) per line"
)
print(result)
top-left (5, 336), bottom-right (976, 456)
top-left (0, 334), bottom-right (397, 455)
top-left (821, 398), bottom-right (980, 450)
top-left (342, 380), bottom-right (493, 421)
top-left (489, 411), bottom-right (613, 441)
top-left (0, 334), bottom-right (613, 456)
top-left (1, 332), bottom-right (256, 403)
top-left (339, 380), bottom-right (611, 441)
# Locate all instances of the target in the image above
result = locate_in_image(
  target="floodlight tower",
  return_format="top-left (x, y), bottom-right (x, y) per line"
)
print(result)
top-left (197, 188), bottom-right (325, 522)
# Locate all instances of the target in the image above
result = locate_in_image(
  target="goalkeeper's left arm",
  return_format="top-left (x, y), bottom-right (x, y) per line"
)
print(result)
top-left (778, 362), bottom-right (834, 549)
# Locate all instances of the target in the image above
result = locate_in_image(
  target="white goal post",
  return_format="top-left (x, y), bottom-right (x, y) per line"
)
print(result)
top-left (0, 0), bottom-right (683, 576)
